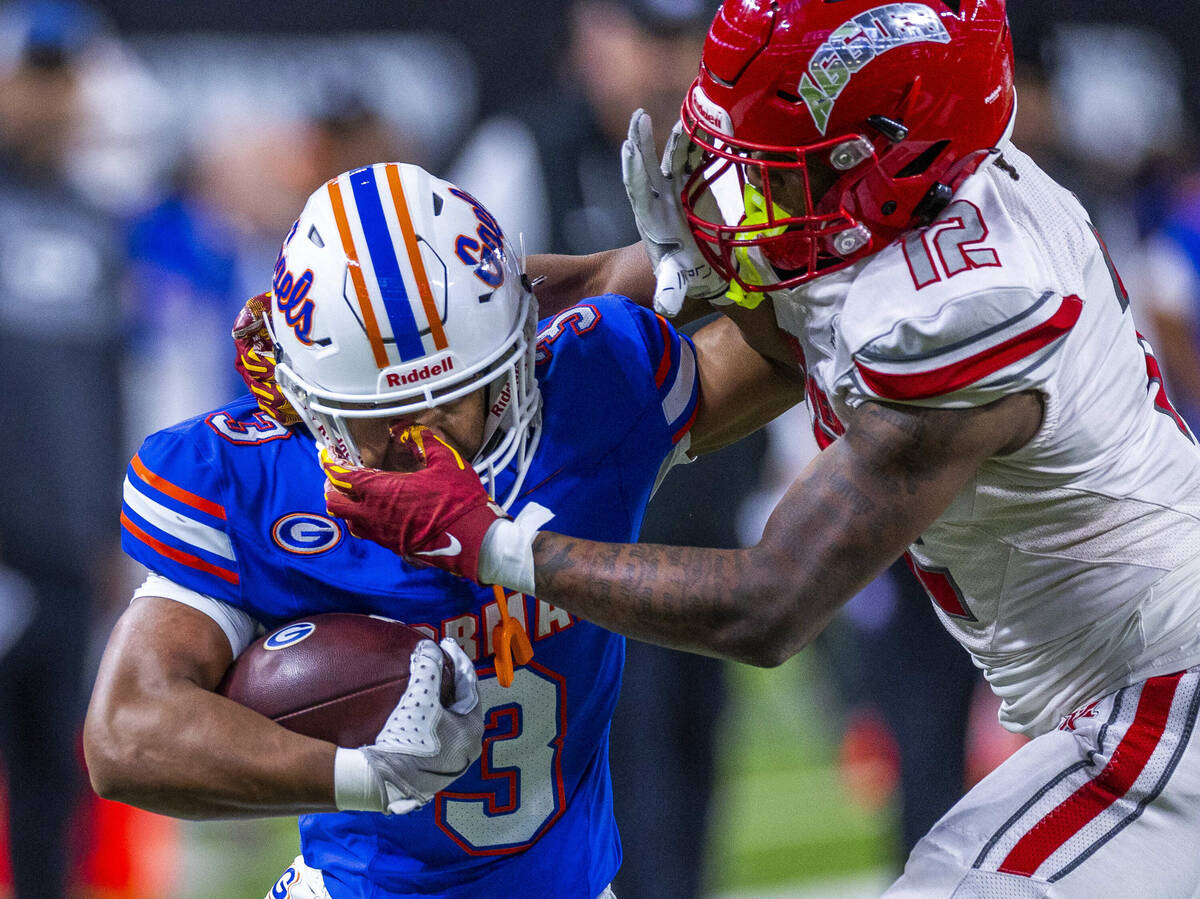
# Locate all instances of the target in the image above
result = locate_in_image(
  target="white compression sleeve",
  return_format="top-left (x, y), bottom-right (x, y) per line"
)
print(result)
top-left (132, 572), bottom-right (259, 656)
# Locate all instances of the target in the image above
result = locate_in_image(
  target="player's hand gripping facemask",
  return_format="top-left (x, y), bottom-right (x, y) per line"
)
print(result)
top-left (622, 109), bottom-right (730, 317)
top-left (322, 425), bottom-right (553, 600)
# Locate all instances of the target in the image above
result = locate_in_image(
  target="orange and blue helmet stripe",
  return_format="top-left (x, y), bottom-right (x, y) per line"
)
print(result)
top-left (324, 163), bottom-right (450, 371)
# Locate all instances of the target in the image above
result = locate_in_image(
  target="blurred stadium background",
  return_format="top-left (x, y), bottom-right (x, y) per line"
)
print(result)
top-left (1, 0), bottom-right (1199, 896)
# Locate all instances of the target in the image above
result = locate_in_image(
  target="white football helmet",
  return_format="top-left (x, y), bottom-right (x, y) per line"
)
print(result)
top-left (269, 162), bottom-right (541, 509)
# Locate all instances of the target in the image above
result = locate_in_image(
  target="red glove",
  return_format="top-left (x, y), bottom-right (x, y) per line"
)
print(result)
top-left (232, 292), bottom-right (303, 428)
top-left (323, 426), bottom-right (507, 582)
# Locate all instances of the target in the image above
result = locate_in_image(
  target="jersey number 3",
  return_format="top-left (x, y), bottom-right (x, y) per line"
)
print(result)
top-left (435, 664), bottom-right (566, 854)
top-left (535, 304), bottom-right (600, 365)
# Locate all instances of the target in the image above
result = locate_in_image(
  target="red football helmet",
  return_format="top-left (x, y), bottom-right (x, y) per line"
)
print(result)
top-left (681, 0), bottom-right (1015, 294)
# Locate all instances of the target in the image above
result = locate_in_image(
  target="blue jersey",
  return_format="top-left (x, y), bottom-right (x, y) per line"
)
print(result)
top-left (120, 297), bottom-right (698, 899)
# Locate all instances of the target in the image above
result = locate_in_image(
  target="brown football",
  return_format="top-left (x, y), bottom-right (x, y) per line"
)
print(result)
top-left (217, 613), bottom-right (455, 747)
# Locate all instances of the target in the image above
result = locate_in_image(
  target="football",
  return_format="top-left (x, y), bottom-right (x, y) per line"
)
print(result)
top-left (217, 613), bottom-right (455, 748)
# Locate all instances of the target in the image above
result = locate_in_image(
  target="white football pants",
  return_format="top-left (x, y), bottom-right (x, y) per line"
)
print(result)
top-left (267, 854), bottom-right (618, 898)
top-left (886, 666), bottom-right (1200, 897)
top-left (267, 856), bottom-right (330, 899)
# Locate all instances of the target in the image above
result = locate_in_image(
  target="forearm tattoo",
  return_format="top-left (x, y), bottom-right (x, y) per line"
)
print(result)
top-left (533, 396), bottom-right (1027, 663)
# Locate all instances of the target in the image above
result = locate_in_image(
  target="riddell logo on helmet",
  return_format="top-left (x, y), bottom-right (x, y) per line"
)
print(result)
top-left (797, 3), bottom-right (949, 134)
top-left (490, 380), bottom-right (512, 418)
top-left (383, 355), bottom-right (455, 388)
top-left (690, 85), bottom-right (733, 136)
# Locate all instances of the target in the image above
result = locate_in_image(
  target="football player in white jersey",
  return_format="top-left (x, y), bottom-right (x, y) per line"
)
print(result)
top-left (322, 1), bottom-right (1200, 894)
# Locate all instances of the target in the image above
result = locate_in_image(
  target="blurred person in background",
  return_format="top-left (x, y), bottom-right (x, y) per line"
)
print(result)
top-left (454, 3), bottom-right (765, 894)
top-left (124, 91), bottom-right (413, 442)
top-left (1139, 177), bottom-right (1200, 428)
top-left (453, 0), bottom-right (711, 256)
top-left (1005, 4), bottom-right (1196, 306)
top-left (0, 2), bottom-right (127, 896)
top-left (819, 563), bottom-right (984, 862)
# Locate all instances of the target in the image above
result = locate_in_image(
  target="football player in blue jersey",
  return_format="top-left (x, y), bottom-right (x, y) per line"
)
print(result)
top-left (84, 162), bottom-right (798, 899)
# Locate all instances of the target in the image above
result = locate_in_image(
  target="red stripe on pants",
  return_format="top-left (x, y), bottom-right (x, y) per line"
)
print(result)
top-left (998, 671), bottom-right (1184, 877)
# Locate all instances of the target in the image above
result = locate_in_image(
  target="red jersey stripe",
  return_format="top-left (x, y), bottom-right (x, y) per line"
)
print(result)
top-left (997, 670), bottom-right (1184, 877)
top-left (856, 295), bottom-right (1083, 401)
top-left (130, 454), bottom-right (226, 520)
top-left (671, 401), bottom-right (700, 445)
top-left (121, 511), bottom-right (239, 586)
top-left (653, 314), bottom-right (674, 389)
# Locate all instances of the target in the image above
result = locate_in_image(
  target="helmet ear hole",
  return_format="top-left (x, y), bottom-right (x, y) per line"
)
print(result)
top-left (896, 140), bottom-right (951, 179)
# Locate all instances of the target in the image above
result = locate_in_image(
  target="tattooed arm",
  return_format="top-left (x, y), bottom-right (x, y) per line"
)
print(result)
top-left (530, 392), bottom-right (1043, 666)
top-left (323, 384), bottom-right (1041, 665)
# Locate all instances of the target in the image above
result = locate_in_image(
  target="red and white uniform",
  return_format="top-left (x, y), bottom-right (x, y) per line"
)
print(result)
top-left (769, 144), bottom-right (1200, 894)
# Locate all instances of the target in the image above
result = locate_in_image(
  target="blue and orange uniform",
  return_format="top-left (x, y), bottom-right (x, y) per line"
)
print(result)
top-left (120, 296), bottom-right (698, 899)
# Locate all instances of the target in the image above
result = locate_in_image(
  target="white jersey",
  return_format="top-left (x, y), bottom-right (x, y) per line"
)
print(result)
top-left (769, 144), bottom-right (1200, 736)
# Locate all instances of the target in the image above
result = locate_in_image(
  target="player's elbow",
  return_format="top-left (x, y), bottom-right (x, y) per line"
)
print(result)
top-left (83, 710), bottom-right (128, 801)
top-left (742, 635), bottom-right (801, 668)
top-left (83, 712), bottom-right (130, 801)
top-left (716, 617), bottom-right (806, 668)
top-left (708, 556), bottom-right (814, 668)
top-left (86, 756), bottom-right (132, 804)
top-left (83, 699), bottom-right (157, 804)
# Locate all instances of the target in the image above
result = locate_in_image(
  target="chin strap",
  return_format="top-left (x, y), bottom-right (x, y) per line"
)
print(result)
top-left (912, 181), bottom-right (955, 225)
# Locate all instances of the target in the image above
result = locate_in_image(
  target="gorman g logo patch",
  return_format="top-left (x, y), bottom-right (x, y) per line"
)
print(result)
top-left (264, 622), bottom-right (315, 651)
top-left (271, 513), bottom-right (344, 555)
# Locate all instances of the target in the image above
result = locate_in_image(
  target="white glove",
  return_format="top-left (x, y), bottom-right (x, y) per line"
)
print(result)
top-left (334, 638), bottom-right (484, 815)
top-left (621, 108), bottom-right (729, 317)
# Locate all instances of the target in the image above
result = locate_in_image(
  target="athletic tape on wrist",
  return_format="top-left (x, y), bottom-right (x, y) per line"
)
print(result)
top-left (333, 747), bottom-right (385, 812)
top-left (478, 502), bottom-right (555, 595)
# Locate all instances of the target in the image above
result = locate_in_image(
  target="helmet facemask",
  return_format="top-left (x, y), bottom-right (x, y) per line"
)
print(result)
top-left (682, 108), bottom-right (883, 295)
top-left (273, 286), bottom-right (542, 511)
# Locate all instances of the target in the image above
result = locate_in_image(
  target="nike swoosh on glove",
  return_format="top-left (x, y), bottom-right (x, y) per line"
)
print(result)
top-left (323, 425), bottom-right (506, 582)
top-left (232, 292), bottom-right (302, 427)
